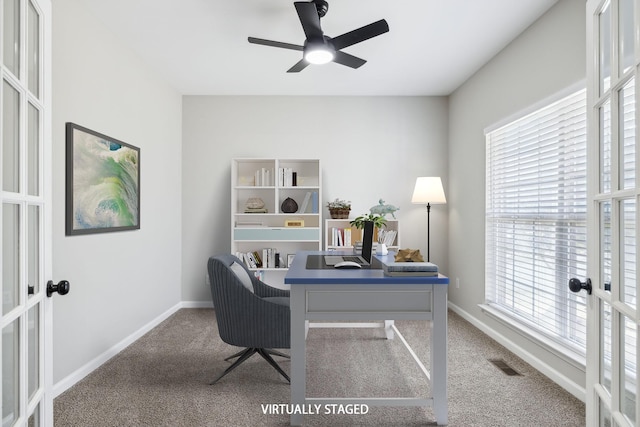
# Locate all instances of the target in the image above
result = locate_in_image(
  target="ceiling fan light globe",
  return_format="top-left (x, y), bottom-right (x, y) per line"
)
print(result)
top-left (305, 48), bottom-right (334, 64)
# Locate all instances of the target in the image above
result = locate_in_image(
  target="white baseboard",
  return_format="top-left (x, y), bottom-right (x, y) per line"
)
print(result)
top-left (448, 301), bottom-right (586, 403)
top-left (180, 300), bottom-right (214, 308)
top-left (53, 302), bottom-right (183, 397)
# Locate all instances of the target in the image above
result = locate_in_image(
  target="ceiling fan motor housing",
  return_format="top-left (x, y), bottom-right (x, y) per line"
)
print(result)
top-left (313, 0), bottom-right (329, 18)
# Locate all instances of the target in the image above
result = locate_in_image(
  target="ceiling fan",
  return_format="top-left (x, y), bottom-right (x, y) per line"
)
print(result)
top-left (248, 0), bottom-right (389, 73)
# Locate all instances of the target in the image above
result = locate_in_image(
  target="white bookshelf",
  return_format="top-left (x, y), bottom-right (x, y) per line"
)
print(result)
top-left (231, 158), bottom-right (322, 286)
top-left (324, 219), bottom-right (400, 251)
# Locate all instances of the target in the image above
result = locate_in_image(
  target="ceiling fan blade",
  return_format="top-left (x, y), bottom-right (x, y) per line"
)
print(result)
top-left (294, 1), bottom-right (323, 40)
top-left (248, 37), bottom-right (303, 51)
top-left (287, 59), bottom-right (310, 73)
top-left (333, 51), bottom-right (366, 69)
top-left (331, 19), bottom-right (389, 51)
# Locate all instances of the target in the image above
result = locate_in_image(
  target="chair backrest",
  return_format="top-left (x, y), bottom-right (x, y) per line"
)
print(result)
top-left (207, 254), bottom-right (290, 349)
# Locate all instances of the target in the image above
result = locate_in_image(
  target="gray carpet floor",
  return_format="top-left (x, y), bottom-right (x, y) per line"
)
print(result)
top-left (54, 308), bottom-right (585, 426)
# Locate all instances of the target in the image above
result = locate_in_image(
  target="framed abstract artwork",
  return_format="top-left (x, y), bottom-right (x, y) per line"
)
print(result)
top-left (65, 123), bottom-right (140, 235)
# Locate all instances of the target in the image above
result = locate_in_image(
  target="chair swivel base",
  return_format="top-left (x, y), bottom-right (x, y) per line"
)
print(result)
top-left (224, 348), bottom-right (289, 361)
top-left (210, 347), bottom-right (290, 384)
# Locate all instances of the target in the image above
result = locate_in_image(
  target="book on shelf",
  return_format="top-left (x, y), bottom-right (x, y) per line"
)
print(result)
top-left (242, 252), bottom-right (256, 268)
top-left (285, 168), bottom-right (292, 187)
top-left (331, 227), bottom-right (351, 247)
top-left (244, 208), bottom-right (268, 214)
top-left (248, 252), bottom-right (259, 268)
top-left (296, 191), bottom-right (318, 214)
top-left (237, 250), bottom-right (282, 269)
top-left (277, 167), bottom-right (297, 187)
top-left (257, 247), bottom-right (287, 268)
top-left (254, 167), bottom-right (274, 186)
top-left (299, 191), bottom-right (311, 213)
top-left (377, 229), bottom-right (397, 246)
top-left (252, 251), bottom-right (263, 268)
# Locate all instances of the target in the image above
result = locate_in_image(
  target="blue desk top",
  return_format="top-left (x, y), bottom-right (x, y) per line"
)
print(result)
top-left (285, 251), bottom-right (449, 285)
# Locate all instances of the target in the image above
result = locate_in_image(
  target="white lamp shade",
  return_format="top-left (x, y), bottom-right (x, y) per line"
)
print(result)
top-left (411, 177), bottom-right (446, 205)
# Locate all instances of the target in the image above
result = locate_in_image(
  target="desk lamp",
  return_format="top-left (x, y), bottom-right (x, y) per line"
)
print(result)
top-left (411, 177), bottom-right (446, 262)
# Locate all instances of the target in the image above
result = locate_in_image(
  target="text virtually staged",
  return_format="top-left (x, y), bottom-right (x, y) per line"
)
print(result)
top-left (261, 403), bottom-right (369, 416)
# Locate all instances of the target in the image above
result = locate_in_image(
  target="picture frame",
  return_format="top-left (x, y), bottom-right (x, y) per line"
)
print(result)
top-left (287, 254), bottom-right (296, 268)
top-left (65, 123), bottom-right (140, 235)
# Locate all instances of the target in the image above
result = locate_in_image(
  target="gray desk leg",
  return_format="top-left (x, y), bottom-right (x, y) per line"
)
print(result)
top-left (290, 286), bottom-right (306, 426)
top-left (384, 320), bottom-right (395, 339)
top-left (431, 285), bottom-right (448, 425)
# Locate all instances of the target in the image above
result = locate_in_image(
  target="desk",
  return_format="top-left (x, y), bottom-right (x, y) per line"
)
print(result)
top-left (284, 251), bottom-right (449, 426)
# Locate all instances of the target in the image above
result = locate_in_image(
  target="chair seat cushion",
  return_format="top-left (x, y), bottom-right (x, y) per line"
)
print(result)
top-left (262, 297), bottom-right (290, 307)
top-left (229, 261), bottom-right (254, 293)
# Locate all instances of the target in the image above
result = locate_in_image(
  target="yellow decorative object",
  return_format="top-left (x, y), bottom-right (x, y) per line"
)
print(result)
top-left (394, 249), bottom-right (424, 262)
top-left (285, 219), bottom-right (304, 227)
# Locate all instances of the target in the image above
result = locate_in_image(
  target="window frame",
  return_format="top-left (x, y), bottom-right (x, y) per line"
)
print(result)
top-left (484, 84), bottom-right (589, 365)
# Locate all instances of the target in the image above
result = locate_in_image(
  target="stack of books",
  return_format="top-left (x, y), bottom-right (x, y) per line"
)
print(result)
top-left (380, 256), bottom-right (439, 277)
top-left (244, 207), bottom-right (268, 213)
top-left (353, 241), bottom-right (378, 254)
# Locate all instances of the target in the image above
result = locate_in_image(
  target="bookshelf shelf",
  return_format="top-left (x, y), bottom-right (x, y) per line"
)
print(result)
top-left (324, 219), bottom-right (400, 252)
top-left (231, 158), bottom-right (322, 286)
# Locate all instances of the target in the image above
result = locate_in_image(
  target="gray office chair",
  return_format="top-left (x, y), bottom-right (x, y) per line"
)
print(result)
top-left (207, 254), bottom-right (290, 384)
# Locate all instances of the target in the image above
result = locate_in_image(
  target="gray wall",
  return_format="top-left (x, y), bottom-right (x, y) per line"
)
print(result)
top-left (52, 0), bottom-right (183, 385)
top-left (448, 0), bottom-right (586, 395)
top-left (181, 96), bottom-right (449, 302)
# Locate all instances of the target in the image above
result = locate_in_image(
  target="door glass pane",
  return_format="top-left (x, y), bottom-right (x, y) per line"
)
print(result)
top-left (602, 300), bottom-right (612, 393)
top-left (3, 80), bottom-right (20, 193)
top-left (599, 395), bottom-right (612, 426)
top-left (601, 200), bottom-right (612, 292)
top-left (28, 103), bottom-right (40, 196)
top-left (28, 205), bottom-right (40, 297)
top-left (600, 2), bottom-right (611, 94)
top-left (620, 80), bottom-right (635, 190)
top-left (3, 203), bottom-right (20, 314)
top-left (601, 100), bottom-right (612, 193)
top-left (28, 403), bottom-right (40, 427)
top-left (621, 315), bottom-right (637, 423)
top-left (27, 1), bottom-right (40, 97)
top-left (2, 0), bottom-right (20, 76)
top-left (28, 304), bottom-right (40, 399)
top-left (621, 199), bottom-right (636, 308)
top-left (2, 319), bottom-right (20, 425)
top-left (619, 0), bottom-right (634, 75)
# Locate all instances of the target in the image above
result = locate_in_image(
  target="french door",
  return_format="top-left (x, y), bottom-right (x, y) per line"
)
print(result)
top-left (1, 0), bottom-right (53, 425)
top-left (586, 0), bottom-right (639, 425)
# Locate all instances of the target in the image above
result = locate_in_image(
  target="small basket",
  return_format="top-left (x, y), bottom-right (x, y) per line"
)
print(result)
top-left (329, 208), bottom-right (350, 219)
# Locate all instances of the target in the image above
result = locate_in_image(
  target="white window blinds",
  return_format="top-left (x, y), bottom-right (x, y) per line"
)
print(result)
top-left (485, 88), bottom-right (588, 355)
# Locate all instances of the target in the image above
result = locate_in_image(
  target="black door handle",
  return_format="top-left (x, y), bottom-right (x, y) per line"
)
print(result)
top-left (569, 278), bottom-right (592, 295)
top-left (47, 280), bottom-right (70, 297)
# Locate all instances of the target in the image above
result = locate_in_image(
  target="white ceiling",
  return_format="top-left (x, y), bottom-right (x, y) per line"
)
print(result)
top-left (77, 0), bottom-right (560, 96)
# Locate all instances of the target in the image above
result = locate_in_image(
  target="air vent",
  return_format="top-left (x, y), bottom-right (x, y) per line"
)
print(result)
top-left (489, 358), bottom-right (522, 376)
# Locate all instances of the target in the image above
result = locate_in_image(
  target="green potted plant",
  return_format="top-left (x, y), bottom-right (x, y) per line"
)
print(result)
top-left (327, 198), bottom-right (351, 219)
top-left (349, 213), bottom-right (387, 230)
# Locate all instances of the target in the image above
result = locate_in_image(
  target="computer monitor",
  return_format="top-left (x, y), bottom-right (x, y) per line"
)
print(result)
top-left (361, 220), bottom-right (374, 263)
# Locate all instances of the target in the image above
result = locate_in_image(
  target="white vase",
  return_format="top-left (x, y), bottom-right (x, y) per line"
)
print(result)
top-left (376, 243), bottom-right (388, 255)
